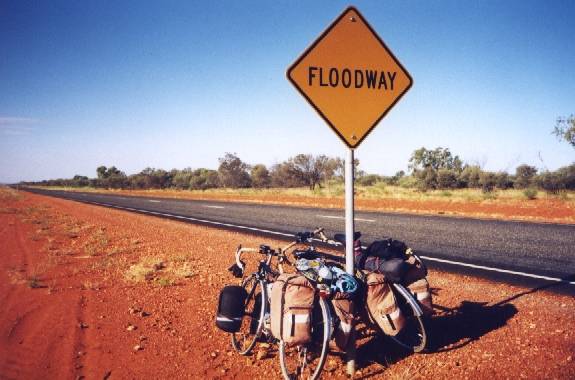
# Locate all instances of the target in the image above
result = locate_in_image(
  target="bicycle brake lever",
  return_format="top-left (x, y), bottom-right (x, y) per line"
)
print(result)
top-left (228, 262), bottom-right (244, 278)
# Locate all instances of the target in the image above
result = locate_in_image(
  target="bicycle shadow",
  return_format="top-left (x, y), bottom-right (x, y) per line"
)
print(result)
top-left (352, 286), bottom-right (519, 376)
top-left (425, 298), bottom-right (518, 352)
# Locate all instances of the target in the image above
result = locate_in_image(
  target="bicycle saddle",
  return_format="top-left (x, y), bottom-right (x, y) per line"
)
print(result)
top-left (333, 232), bottom-right (362, 245)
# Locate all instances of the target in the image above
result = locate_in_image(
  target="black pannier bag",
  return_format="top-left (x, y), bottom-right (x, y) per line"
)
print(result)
top-left (363, 257), bottom-right (409, 284)
top-left (216, 285), bottom-right (248, 333)
top-left (366, 238), bottom-right (408, 261)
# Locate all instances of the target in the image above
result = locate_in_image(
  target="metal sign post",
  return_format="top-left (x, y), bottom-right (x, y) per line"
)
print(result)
top-left (286, 6), bottom-right (413, 377)
top-left (344, 147), bottom-right (356, 375)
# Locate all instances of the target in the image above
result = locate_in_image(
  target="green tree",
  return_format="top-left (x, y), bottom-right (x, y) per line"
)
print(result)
top-left (514, 164), bottom-right (537, 189)
top-left (288, 154), bottom-right (335, 190)
top-left (218, 153), bottom-right (251, 188)
top-left (409, 147), bottom-right (463, 173)
top-left (250, 164), bottom-right (271, 188)
top-left (494, 172), bottom-right (514, 189)
top-left (190, 168), bottom-right (219, 190)
top-left (536, 171), bottom-right (564, 194)
top-left (96, 166), bottom-right (107, 179)
top-left (553, 115), bottom-right (575, 148)
top-left (172, 168), bottom-right (194, 189)
top-left (437, 169), bottom-right (459, 189)
top-left (458, 165), bottom-right (482, 188)
top-left (479, 171), bottom-right (497, 193)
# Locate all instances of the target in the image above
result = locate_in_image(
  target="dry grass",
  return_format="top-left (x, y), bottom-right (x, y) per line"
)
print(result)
top-left (124, 256), bottom-right (195, 285)
top-left (34, 184), bottom-right (575, 204)
top-left (0, 186), bottom-right (22, 201)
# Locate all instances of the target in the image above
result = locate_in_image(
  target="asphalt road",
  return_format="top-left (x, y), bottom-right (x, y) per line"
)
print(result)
top-left (23, 188), bottom-right (575, 292)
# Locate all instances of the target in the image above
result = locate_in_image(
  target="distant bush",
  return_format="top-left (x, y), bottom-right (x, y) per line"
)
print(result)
top-left (536, 171), bottom-right (564, 194)
top-left (356, 174), bottom-right (381, 186)
top-left (250, 164), bottom-right (271, 188)
top-left (523, 188), bottom-right (538, 200)
top-left (495, 172), bottom-right (514, 190)
top-left (397, 176), bottom-right (418, 188)
top-left (479, 172), bottom-right (497, 193)
top-left (556, 163), bottom-right (575, 190)
top-left (437, 169), bottom-right (459, 189)
top-left (415, 167), bottom-right (438, 190)
top-left (515, 164), bottom-right (537, 189)
top-left (458, 166), bottom-right (481, 188)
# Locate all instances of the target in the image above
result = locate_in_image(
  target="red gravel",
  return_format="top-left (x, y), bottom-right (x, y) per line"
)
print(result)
top-left (1, 189), bottom-right (574, 379)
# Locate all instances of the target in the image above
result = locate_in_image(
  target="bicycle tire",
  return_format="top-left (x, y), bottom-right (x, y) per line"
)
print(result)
top-left (231, 275), bottom-right (266, 355)
top-left (278, 297), bottom-right (331, 380)
top-left (387, 283), bottom-right (427, 353)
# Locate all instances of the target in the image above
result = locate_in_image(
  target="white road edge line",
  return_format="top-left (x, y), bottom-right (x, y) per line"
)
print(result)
top-left (148, 200), bottom-right (161, 203)
top-left (83, 200), bottom-right (575, 287)
top-left (203, 205), bottom-right (225, 209)
top-left (317, 215), bottom-right (375, 223)
top-left (419, 255), bottom-right (575, 285)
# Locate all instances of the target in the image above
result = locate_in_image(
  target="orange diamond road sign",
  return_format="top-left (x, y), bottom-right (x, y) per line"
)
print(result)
top-left (287, 6), bottom-right (413, 148)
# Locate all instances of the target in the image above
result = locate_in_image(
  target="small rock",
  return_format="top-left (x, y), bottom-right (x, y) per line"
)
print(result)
top-left (133, 345), bottom-right (142, 351)
top-left (567, 356), bottom-right (572, 362)
top-left (210, 352), bottom-right (218, 358)
top-left (140, 311), bottom-right (150, 317)
top-left (78, 322), bottom-right (89, 329)
top-left (126, 325), bottom-right (137, 331)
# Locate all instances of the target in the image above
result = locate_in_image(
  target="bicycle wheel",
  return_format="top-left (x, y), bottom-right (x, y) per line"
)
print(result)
top-left (387, 283), bottom-right (427, 353)
top-left (279, 297), bottom-right (331, 380)
top-left (231, 275), bottom-right (266, 355)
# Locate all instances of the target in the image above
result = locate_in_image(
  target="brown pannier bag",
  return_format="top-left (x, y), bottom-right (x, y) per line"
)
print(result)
top-left (270, 274), bottom-right (315, 345)
top-left (403, 255), bottom-right (428, 285)
top-left (331, 294), bottom-right (354, 350)
top-left (403, 256), bottom-right (433, 317)
top-left (365, 273), bottom-right (405, 336)
top-left (406, 278), bottom-right (434, 316)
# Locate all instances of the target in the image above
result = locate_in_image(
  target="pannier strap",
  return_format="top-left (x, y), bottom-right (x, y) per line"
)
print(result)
top-left (279, 275), bottom-right (299, 340)
top-left (385, 314), bottom-right (396, 331)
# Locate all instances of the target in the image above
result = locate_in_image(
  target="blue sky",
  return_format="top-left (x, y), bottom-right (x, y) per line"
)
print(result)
top-left (1, 0), bottom-right (574, 183)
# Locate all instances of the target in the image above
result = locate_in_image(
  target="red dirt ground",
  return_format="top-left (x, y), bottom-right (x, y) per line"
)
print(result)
top-left (1, 189), bottom-right (574, 379)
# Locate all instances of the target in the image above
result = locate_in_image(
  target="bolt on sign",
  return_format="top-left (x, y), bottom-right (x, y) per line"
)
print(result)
top-left (287, 6), bottom-right (412, 148)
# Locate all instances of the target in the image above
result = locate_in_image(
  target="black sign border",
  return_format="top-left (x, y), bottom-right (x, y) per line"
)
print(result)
top-left (286, 6), bottom-right (413, 149)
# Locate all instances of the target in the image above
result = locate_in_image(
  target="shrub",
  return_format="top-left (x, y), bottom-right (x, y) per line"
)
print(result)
top-left (523, 188), bottom-right (538, 200)
top-left (437, 169), bottom-right (459, 189)
top-left (536, 171), bottom-right (565, 194)
top-left (250, 164), bottom-right (271, 188)
top-left (459, 166), bottom-right (482, 188)
top-left (515, 164), bottom-right (537, 189)
top-left (397, 175), bottom-right (418, 188)
top-left (495, 172), bottom-right (514, 189)
top-left (415, 167), bottom-right (438, 190)
top-left (479, 172), bottom-right (497, 193)
top-left (356, 174), bottom-right (380, 186)
top-left (556, 163), bottom-right (575, 190)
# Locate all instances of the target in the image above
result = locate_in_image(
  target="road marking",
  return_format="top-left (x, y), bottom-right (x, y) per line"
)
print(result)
top-left (317, 215), bottom-right (375, 223)
top-left (419, 255), bottom-right (575, 285)
top-left (148, 200), bottom-right (161, 203)
top-left (203, 205), bottom-right (225, 209)
top-left (59, 197), bottom-right (575, 287)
